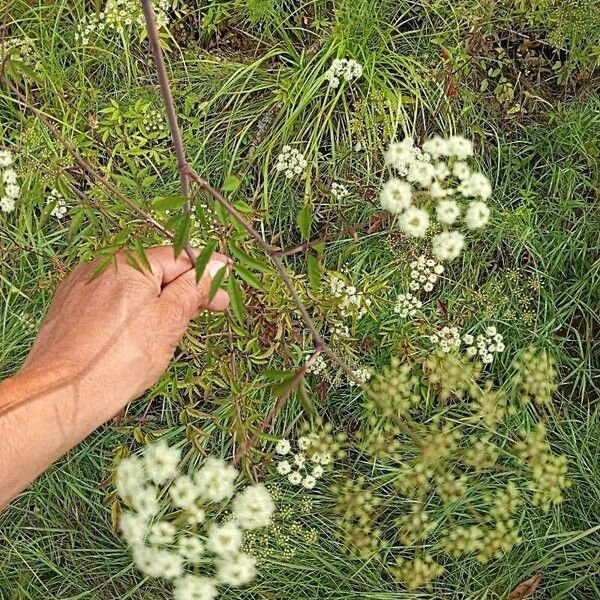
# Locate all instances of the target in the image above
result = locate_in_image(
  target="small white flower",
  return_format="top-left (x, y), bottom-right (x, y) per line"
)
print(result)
top-left (0, 150), bottom-right (13, 168)
top-left (302, 475), bottom-right (316, 489)
top-left (119, 511), bottom-right (148, 546)
top-left (432, 231), bottom-right (465, 261)
top-left (173, 574), bottom-right (218, 600)
top-left (186, 504), bottom-right (206, 525)
top-left (276, 146), bottom-right (307, 179)
top-left (275, 439), bottom-right (291, 455)
top-left (293, 453), bottom-right (306, 468)
top-left (3, 168), bottom-right (17, 184)
top-left (407, 160), bottom-right (435, 187)
top-left (130, 486), bottom-right (160, 519)
top-left (288, 471), bottom-right (302, 485)
top-left (216, 553), bottom-right (257, 587)
top-left (331, 182), bottom-right (349, 199)
top-left (144, 441), bottom-right (181, 485)
top-left (325, 58), bottom-right (363, 87)
top-left (297, 436), bottom-right (312, 451)
top-left (148, 521), bottom-right (176, 546)
top-left (207, 521), bottom-right (243, 557)
top-left (312, 465), bottom-right (324, 478)
top-left (169, 475), bottom-right (199, 509)
top-left (436, 199), bottom-right (461, 225)
top-left (277, 460), bottom-right (291, 475)
top-left (465, 201), bottom-right (490, 228)
top-left (195, 457), bottom-right (238, 503)
top-left (446, 135), bottom-right (474, 159)
top-left (0, 196), bottom-right (16, 212)
top-left (380, 178), bottom-right (412, 214)
top-left (178, 536), bottom-right (205, 563)
top-left (400, 206), bottom-right (430, 238)
top-left (133, 546), bottom-right (183, 580)
top-left (452, 161), bottom-right (470, 180)
top-left (422, 135), bottom-right (449, 158)
top-left (232, 483), bottom-right (275, 530)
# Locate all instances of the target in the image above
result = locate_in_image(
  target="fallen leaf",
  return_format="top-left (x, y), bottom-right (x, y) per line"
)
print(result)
top-left (507, 573), bottom-right (543, 600)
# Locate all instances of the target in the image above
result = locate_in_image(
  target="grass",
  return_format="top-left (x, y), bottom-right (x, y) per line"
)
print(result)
top-left (1, 0), bottom-right (599, 598)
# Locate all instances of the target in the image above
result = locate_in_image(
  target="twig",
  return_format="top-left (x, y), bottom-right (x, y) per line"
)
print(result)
top-left (232, 348), bottom-right (322, 466)
top-left (139, 0), bottom-right (190, 206)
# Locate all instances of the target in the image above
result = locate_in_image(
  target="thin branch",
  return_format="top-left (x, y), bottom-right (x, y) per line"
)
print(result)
top-left (139, 0), bottom-right (190, 207)
top-left (233, 348), bottom-right (322, 466)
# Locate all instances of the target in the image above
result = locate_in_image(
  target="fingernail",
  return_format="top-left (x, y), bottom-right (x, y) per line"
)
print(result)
top-left (208, 260), bottom-right (228, 278)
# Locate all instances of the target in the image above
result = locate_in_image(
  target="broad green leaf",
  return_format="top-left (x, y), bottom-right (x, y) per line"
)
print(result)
top-left (208, 264), bottom-right (227, 301)
top-left (222, 174), bottom-right (241, 193)
top-left (227, 276), bottom-right (245, 322)
top-left (194, 240), bottom-right (218, 282)
top-left (151, 195), bottom-right (188, 211)
top-left (297, 202), bottom-right (312, 240)
top-left (233, 200), bottom-right (254, 214)
top-left (272, 372), bottom-right (298, 398)
top-left (307, 251), bottom-right (322, 292)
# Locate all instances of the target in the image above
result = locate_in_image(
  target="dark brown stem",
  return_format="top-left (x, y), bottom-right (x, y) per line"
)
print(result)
top-left (232, 348), bottom-right (322, 466)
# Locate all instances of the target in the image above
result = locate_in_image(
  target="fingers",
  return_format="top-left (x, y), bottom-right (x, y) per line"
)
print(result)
top-left (159, 257), bottom-right (230, 321)
top-left (143, 245), bottom-right (231, 287)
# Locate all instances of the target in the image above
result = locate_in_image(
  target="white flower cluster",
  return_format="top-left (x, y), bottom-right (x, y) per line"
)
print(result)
top-left (409, 255), bottom-right (444, 292)
top-left (142, 108), bottom-right (166, 133)
top-left (430, 326), bottom-right (461, 353)
top-left (305, 353), bottom-right (327, 376)
top-left (3, 37), bottom-right (37, 68)
top-left (47, 189), bottom-right (68, 219)
top-left (325, 58), bottom-right (363, 88)
top-left (76, 0), bottom-right (170, 46)
top-left (275, 145), bottom-right (308, 179)
top-left (331, 182), bottom-right (349, 199)
top-left (380, 136), bottom-right (492, 260)
top-left (463, 326), bottom-right (505, 364)
top-left (330, 275), bottom-right (372, 319)
top-left (116, 442), bottom-right (274, 599)
top-left (0, 150), bottom-right (19, 213)
top-left (394, 292), bottom-right (422, 318)
top-left (275, 437), bottom-right (330, 489)
top-left (350, 367), bottom-right (371, 387)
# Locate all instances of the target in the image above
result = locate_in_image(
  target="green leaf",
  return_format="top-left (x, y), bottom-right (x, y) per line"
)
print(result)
top-left (228, 243), bottom-right (271, 273)
top-left (151, 195), bottom-right (188, 211)
top-left (89, 254), bottom-right (115, 280)
top-left (134, 240), bottom-right (153, 274)
top-left (222, 174), bottom-right (241, 193)
top-left (272, 372), bottom-right (298, 398)
top-left (307, 252), bottom-right (322, 292)
top-left (227, 276), bottom-right (245, 322)
top-left (124, 249), bottom-right (144, 273)
top-left (298, 380), bottom-right (317, 416)
top-left (67, 210), bottom-right (86, 243)
top-left (208, 264), bottom-right (227, 301)
top-left (173, 216), bottom-right (190, 258)
top-left (194, 240), bottom-right (218, 282)
top-left (233, 264), bottom-right (262, 289)
top-left (297, 202), bottom-right (312, 240)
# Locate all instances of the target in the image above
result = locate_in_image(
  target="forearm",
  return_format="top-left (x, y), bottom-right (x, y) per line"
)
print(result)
top-left (0, 363), bottom-right (127, 510)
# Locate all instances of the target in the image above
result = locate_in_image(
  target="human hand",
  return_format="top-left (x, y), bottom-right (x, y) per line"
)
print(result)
top-left (19, 245), bottom-right (230, 408)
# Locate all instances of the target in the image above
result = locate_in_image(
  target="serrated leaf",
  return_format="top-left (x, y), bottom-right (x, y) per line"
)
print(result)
top-left (227, 276), bottom-right (245, 322)
top-left (307, 251), bottom-right (321, 292)
top-left (297, 202), bottom-right (312, 240)
top-left (208, 264), bottom-right (227, 301)
top-left (151, 195), bottom-right (188, 211)
top-left (194, 240), bottom-right (218, 282)
top-left (222, 174), bottom-right (241, 193)
top-left (233, 264), bottom-right (262, 289)
top-left (173, 216), bottom-right (190, 258)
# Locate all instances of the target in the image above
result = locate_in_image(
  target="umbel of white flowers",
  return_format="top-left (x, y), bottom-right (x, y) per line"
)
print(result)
top-left (380, 136), bottom-right (492, 261)
top-left (115, 442), bottom-right (275, 600)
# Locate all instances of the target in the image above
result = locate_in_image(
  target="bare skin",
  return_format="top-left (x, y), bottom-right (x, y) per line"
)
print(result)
top-left (0, 246), bottom-right (230, 510)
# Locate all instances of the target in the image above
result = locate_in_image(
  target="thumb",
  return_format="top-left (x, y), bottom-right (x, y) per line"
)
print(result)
top-left (159, 258), bottom-right (230, 321)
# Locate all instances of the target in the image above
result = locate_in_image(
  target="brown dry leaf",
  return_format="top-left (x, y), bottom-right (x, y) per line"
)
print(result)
top-left (507, 573), bottom-right (543, 600)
